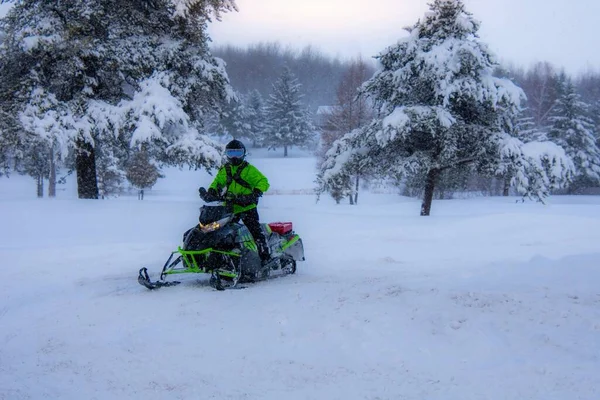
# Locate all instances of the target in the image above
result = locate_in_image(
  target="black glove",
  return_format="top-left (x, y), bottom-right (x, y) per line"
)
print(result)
top-left (235, 189), bottom-right (263, 206)
top-left (199, 187), bottom-right (219, 202)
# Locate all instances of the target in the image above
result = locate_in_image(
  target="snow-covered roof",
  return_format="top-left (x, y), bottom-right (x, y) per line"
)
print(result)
top-left (316, 106), bottom-right (341, 115)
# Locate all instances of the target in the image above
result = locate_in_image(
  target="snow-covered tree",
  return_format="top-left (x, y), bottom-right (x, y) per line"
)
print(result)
top-left (126, 148), bottom-right (162, 195)
top-left (494, 110), bottom-right (548, 196)
top-left (518, 62), bottom-right (561, 128)
top-left (316, 130), bottom-right (367, 204)
top-left (0, 0), bottom-right (236, 198)
top-left (16, 88), bottom-right (72, 197)
top-left (594, 100), bottom-right (600, 148)
top-left (264, 66), bottom-right (314, 157)
top-left (547, 80), bottom-right (600, 190)
top-left (15, 139), bottom-right (51, 197)
top-left (318, 0), bottom-right (573, 215)
top-left (245, 89), bottom-right (267, 147)
top-left (94, 132), bottom-right (129, 199)
top-left (496, 135), bottom-right (574, 202)
top-left (0, 95), bottom-right (19, 177)
top-left (317, 58), bottom-right (375, 204)
top-left (218, 92), bottom-right (250, 139)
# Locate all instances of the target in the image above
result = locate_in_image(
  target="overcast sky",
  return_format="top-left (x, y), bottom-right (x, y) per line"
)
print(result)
top-left (206, 0), bottom-right (600, 75)
top-left (1, 1), bottom-right (598, 74)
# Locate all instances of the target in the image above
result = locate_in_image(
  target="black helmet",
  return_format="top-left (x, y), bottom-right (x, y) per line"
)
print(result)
top-left (225, 139), bottom-right (246, 166)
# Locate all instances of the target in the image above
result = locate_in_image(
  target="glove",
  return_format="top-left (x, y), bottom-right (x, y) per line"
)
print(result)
top-left (235, 189), bottom-right (262, 206)
top-left (199, 187), bottom-right (219, 202)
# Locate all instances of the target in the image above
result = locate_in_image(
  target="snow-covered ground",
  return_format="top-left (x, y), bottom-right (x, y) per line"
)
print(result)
top-left (1, 150), bottom-right (599, 400)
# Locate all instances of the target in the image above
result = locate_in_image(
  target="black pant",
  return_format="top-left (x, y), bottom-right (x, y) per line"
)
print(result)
top-left (235, 208), bottom-right (269, 260)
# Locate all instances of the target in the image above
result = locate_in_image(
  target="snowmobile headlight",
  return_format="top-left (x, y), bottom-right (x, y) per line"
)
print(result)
top-left (199, 217), bottom-right (230, 233)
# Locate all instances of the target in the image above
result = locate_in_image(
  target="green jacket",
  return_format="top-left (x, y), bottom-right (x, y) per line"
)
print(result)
top-left (209, 161), bottom-right (270, 214)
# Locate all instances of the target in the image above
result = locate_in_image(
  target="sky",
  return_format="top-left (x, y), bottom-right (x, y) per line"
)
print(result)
top-left (1, 1), bottom-right (598, 75)
top-left (206, 0), bottom-right (600, 75)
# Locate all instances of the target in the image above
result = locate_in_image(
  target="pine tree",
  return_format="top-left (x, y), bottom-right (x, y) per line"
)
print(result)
top-left (245, 90), bottom-right (267, 147)
top-left (317, 0), bottom-right (572, 215)
top-left (548, 80), bottom-right (600, 191)
top-left (219, 92), bottom-right (250, 139)
top-left (265, 66), bottom-right (314, 157)
top-left (316, 131), bottom-right (363, 204)
top-left (0, 0), bottom-right (236, 199)
top-left (126, 149), bottom-right (162, 193)
top-left (594, 100), bottom-right (600, 148)
top-left (95, 136), bottom-right (128, 199)
top-left (16, 88), bottom-right (70, 197)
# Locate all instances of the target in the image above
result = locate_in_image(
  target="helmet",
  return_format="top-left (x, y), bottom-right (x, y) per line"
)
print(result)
top-left (225, 139), bottom-right (246, 166)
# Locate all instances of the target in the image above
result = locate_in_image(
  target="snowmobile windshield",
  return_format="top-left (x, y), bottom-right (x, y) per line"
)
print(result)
top-left (199, 205), bottom-right (231, 225)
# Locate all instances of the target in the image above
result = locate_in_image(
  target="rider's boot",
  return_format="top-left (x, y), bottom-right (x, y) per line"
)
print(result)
top-left (258, 241), bottom-right (272, 266)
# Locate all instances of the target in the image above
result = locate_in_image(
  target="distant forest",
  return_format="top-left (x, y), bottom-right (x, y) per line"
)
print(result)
top-left (213, 42), bottom-right (600, 123)
top-left (212, 42), bottom-right (377, 112)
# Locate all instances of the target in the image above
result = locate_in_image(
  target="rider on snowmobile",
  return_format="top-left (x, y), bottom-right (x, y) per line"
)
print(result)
top-left (199, 139), bottom-right (271, 264)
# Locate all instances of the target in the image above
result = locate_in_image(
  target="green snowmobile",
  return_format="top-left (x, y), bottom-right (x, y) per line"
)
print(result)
top-left (138, 200), bottom-right (305, 291)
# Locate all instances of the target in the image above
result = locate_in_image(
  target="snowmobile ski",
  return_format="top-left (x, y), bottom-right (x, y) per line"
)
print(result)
top-left (138, 267), bottom-right (181, 290)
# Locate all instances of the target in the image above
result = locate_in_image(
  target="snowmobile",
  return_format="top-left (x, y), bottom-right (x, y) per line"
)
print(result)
top-left (137, 198), bottom-right (305, 291)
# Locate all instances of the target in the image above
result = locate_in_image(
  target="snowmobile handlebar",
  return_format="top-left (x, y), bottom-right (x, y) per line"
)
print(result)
top-left (199, 187), bottom-right (258, 207)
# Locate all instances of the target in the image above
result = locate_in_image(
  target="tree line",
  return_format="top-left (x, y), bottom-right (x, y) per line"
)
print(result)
top-left (212, 42), bottom-right (356, 113)
top-left (1, 0), bottom-right (599, 216)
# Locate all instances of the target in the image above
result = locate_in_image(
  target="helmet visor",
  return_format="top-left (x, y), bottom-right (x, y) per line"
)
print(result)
top-left (226, 148), bottom-right (245, 159)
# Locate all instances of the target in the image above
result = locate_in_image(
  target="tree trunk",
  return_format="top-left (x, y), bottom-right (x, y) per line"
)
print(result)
top-left (48, 145), bottom-right (56, 198)
top-left (284, 145), bottom-right (288, 157)
top-left (75, 139), bottom-right (99, 199)
top-left (36, 174), bottom-right (44, 198)
top-left (503, 175), bottom-right (510, 197)
top-left (348, 194), bottom-right (354, 205)
top-left (420, 169), bottom-right (439, 216)
top-left (354, 174), bottom-right (360, 205)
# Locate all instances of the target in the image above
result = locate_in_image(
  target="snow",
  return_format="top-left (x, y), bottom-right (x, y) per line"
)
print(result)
top-left (521, 141), bottom-right (575, 187)
top-left (1, 150), bottom-right (600, 399)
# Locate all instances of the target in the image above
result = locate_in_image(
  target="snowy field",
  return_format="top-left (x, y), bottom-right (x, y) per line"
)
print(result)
top-left (1, 150), bottom-right (600, 400)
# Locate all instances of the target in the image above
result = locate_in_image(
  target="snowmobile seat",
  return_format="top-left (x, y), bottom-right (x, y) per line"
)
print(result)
top-left (268, 222), bottom-right (293, 235)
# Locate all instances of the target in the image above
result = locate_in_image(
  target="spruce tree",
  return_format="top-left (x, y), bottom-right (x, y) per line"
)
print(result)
top-left (548, 80), bottom-right (600, 190)
top-left (265, 66), bottom-right (314, 157)
top-left (126, 149), bottom-right (162, 193)
top-left (245, 90), bottom-right (267, 147)
top-left (218, 92), bottom-right (250, 139)
top-left (318, 0), bottom-right (573, 215)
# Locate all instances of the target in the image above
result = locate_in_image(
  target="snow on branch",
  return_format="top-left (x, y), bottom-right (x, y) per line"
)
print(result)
top-left (166, 127), bottom-right (223, 170)
top-left (376, 106), bottom-right (456, 146)
top-left (170, 0), bottom-right (237, 20)
top-left (19, 88), bottom-right (76, 158)
top-left (500, 136), bottom-right (575, 202)
top-left (127, 75), bottom-right (190, 146)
